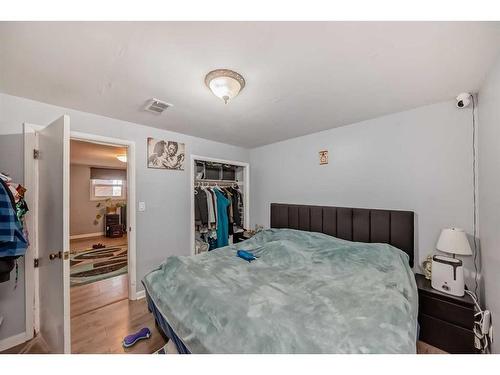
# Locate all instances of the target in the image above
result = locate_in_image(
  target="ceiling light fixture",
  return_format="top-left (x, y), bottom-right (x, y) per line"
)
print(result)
top-left (116, 154), bottom-right (127, 163)
top-left (205, 69), bottom-right (245, 104)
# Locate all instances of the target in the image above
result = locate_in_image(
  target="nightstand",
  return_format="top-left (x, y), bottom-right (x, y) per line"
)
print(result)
top-left (415, 273), bottom-right (477, 353)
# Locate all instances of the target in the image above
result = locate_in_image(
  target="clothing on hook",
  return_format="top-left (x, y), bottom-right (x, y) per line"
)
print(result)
top-left (0, 178), bottom-right (28, 260)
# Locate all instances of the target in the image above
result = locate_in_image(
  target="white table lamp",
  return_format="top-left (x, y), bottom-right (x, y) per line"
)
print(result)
top-left (432, 228), bottom-right (472, 297)
top-left (436, 228), bottom-right (472, 257)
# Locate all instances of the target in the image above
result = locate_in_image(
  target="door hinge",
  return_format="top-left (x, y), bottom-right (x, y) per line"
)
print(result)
top-left (33, 149), bottom-right (40, 159)
top-left (34, 258), bottom-right (39, 268)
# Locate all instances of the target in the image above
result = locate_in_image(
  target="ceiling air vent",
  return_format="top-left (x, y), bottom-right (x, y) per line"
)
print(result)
top-left (144, 98), bottom-right (173, 114)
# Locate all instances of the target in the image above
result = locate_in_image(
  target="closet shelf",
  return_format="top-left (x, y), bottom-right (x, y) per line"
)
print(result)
top-left (194, 178), bottom-right (241, 184)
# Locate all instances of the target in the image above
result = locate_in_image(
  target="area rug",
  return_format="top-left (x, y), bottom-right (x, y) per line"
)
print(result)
top-left (70, 245), bottom-right (128, 286)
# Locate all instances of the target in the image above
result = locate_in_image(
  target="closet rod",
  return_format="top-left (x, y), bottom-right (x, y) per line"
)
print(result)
top-left (194, 178), bottom-right (241, 184)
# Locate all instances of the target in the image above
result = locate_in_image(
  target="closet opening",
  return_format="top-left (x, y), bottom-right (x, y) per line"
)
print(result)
top-left (69, 139), bottom-right (129, 319)
top-left (190, 155), bottom-right (250, 255)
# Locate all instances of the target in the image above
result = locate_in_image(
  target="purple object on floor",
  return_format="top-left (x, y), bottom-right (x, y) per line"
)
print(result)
top-left (122, 327), bottom-right (151, 348)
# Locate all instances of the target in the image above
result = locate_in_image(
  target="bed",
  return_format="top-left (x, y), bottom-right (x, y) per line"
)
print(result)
top-left (143, 203), bottom-right (418, 354)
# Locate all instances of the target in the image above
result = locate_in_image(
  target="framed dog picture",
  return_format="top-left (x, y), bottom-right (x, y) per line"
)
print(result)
top-left (147, 138), bottom-right (185, 170)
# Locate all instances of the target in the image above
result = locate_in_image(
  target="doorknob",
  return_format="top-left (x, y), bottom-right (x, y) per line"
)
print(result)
top-left (49, 251), bottom-right (62, 260)
top-left (49, 251), bottom-right (70, 261)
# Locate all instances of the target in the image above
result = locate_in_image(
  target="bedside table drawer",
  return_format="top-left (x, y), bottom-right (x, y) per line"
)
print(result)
top-left (419, 313), bottom-right (475, 354)
top-left (419, 294), bottom-right (474, 329)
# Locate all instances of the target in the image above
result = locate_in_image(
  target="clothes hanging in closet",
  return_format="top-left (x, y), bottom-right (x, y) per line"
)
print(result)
top-left (193, 183), bottom-right (244, 252)
top-left (231, 187), bottom-right (243, 228)
top-left (224, 188), bottom-right (234, 236)
top-left (206, 187), bottom-right (217, 226)
top-left (194, 187), bottom-right (208, 226)
top-left (213, 188), bottom-right (230, 248)
top-left (202, 188), bottom-right (213, 225)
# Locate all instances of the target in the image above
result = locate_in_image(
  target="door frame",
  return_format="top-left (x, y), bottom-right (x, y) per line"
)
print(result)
top-left (189, 154), bottom-right (250, 255)
top-left (69, 131), bottom-right (138, 301)
top-left (23, 125), bottom-right (138, 350)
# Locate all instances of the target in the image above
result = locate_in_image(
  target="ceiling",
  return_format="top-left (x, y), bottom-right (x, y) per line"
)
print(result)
top-left (70, 139), bottom-right (127, 169)
top-left (1, 22), bottom-right (500, 148)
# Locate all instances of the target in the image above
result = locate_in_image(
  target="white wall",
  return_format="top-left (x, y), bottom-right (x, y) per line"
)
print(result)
top-left (0, 92), bottom-right (249, 341)
top-left (250, 100), bottom-right (476, 275)
top-left (478, 54), bottom-right (500, 354)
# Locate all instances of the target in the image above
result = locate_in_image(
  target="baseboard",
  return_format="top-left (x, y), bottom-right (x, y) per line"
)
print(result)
top-left (135, 290), bottom-right (146, 300)
top-left (70, 232), bottom-right (105, 240)
top-left (0, 331), bottom-right (28, 352)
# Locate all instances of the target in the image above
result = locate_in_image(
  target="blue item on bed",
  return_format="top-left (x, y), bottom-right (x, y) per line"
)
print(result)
top-left (236, 249), bottom-right (258, 262)
top-left (143, 228), bottom-right (418, 353)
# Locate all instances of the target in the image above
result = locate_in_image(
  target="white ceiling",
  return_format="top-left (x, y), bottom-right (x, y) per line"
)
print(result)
top-left (70, 139), bottom-right (127, 169)
top-left (1, 22), bottom-right (500, 148)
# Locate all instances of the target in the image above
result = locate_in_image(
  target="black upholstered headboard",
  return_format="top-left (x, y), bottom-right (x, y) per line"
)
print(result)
top-left (270, 203), bottom-right (415, 267)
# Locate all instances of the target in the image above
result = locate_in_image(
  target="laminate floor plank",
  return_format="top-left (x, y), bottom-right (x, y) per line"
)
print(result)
top-left (71, 298), bottom-right (166, 354)
top-left (70, 274), bottom-right (128, 318)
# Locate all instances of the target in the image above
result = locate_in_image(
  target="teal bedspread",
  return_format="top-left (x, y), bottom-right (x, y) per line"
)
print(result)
top-left (143, 228), bottom-right (418, 353)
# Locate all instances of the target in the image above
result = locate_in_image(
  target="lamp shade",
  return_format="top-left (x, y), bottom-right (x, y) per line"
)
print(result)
top-left (436, 228), bottom-right (472, 256)
top-left (205, 69), bottom-right (245, 104)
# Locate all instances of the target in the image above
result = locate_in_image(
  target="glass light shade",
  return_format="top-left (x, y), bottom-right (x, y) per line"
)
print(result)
top-left (208, 76), bottom-right (241, 104)
top-left (116, 155), bottom-right (127, 163)
top-left (205, 69), bottom-right (245, 104)
top-left (436, 228), bottom-right (472, 256)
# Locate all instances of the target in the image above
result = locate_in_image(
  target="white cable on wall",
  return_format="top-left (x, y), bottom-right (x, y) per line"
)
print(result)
top-left (471, 94), bottom-right (479, 299)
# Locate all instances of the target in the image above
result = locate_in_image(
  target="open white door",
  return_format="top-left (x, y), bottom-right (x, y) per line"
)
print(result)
top-left (37, 115), bottom-right (71, 353)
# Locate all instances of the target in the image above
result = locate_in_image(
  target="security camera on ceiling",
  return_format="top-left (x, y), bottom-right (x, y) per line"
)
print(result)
top-left (456, 93), bottom-right (472, 108)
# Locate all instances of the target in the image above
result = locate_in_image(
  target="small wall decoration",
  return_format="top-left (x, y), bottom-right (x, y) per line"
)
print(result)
top-left (319, 150), bottom-right (329, 165)
top-left (147, 138), bottom-right (185, 170)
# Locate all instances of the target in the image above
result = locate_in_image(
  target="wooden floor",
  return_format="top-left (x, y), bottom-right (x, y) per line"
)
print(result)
top-left (1, 297), bottom-right (166, 354)
top-left (70, 235), bottom-right (155, 353)
top-left (71, 298), bottom-right (166, 354)
top-left (0, 335), bottom-right (50, 354)
top-left (71, 273), bottom-right (129, 318)
top-left (71, 272), bottom-right (162, 353)
top-left (69, 233), bottom-right (164, 354)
